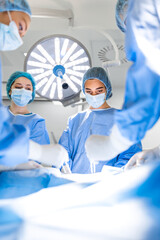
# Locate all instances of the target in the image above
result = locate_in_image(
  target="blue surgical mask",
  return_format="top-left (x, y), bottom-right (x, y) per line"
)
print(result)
top-left (11, 89), bottom-right (32, 107)
top-left (0, 12), bottom-right (23, 51)
top-left (85, 93), bottom-right (106, 108)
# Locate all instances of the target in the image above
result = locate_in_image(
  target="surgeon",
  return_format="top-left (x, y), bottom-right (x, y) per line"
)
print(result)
top-left (0, 0), bottom-right (32, 167)
top-left (6, 71), bottom-right (50, 145)
top-left (59, 67), bottom-right (142, 174)
top-left (0, 0), bottom-right (69, 169)
top-left (85, 0), bottom-right (160, 163)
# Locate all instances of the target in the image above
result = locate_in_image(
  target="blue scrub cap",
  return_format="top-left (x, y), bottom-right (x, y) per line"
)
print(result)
top-left (7, 71), bottom-right (36, 103)
top-left (82, 67), bottom-right (112, 100)
top-left (115, 0), bottom-right (128, 32)
top-left (0, 0), bottom-right (31, 17)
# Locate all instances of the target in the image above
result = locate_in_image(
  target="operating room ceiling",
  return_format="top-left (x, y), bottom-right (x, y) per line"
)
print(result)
top-left (1, 0), bottom-right (130, 95)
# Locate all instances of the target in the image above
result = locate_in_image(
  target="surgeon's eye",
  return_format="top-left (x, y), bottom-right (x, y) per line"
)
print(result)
top-left (95, 91), bottom-right (103, 95)
top-left (19, 23), bottom-right (23, 31)
top-left (85, 90), bottom-right (92, 94)
top-left (15, 86), bottom-right (22, 89)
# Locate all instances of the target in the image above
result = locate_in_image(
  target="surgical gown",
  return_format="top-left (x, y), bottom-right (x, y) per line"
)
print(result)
top-left (6, 107), bottom-right (50, 145)
top-left (115, 0), bottom-right (160, 143)
top-left (0, 61), bottom-right (29, 167)
top-left (59, 108), bottom-right (142, 174)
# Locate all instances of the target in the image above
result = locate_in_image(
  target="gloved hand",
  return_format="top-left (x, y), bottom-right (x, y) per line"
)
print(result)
top-left (85, 125), bottom-right (133, 162)
top-left (15, 161), bottom-right (43, 170)
top-left (0, 161), bottom-right (42, 172)
top-left (61, 163), bottom-right (72, 174)
top-left (124, 146), bottom-right (160, 170)
top-left (29, 141), bottom-right (69, 169)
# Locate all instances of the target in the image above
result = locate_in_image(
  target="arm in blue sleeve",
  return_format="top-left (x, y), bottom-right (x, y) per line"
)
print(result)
top-left (59, 118), bottom-right (73, 170)
top-left (114, 142), bottom-right (142, 168)
top-left (115, 0), bottom-right (160, 143)
top-left (0, 61), bottom-right (29, 166)
top-left (30, 119), bottom-right (50, 145)
top-left (0, 106), bottom-right (29, 166)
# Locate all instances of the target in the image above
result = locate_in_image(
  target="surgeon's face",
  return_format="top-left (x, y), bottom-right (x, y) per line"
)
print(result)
top-left (9, 77), bottom-right (33, 96)
top-left (10, 11), bottom-right (31, 37)
top-left (0, 11), bottom-right (30, 37)
top-left (85, 79), bottom-right (106, 95)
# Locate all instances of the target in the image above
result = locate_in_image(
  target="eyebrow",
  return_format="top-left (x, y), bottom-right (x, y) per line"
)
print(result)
top-left (15, 83), bottom-right (32, 86)
top-left (23, 19), bottom-right (27, 32)
top-left (95, 87), bottom-right (104, 90)
top-left (23, 16), bottom-right (31, 31)
top-left (85, 87), bottom-right (105, 90)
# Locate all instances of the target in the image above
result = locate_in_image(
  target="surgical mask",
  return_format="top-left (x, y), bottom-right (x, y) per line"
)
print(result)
top-left (85, 93), bottom-right (106, 108)
top-left (11, 89), bottom-right (32, 107)
top-left (0, 12), bottom-right (23, 51)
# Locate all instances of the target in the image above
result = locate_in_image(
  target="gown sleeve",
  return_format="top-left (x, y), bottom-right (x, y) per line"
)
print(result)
top-left (0, 61), bottom-right (29, 167)
top-left (59, 117), bottom-right (73, 170)
top-left (0, 106), bottom-right (29, 166)
top-left (114, 142), bottom-right (142, 168)
top-left (30, 118), bottom-right (50, 145)
top-left (115, 0), bottom-right (160, 143)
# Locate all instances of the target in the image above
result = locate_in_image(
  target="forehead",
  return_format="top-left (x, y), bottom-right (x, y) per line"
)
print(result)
top-left (13, 77), bottom-right (32, 85)
top-left (85, 79), bottom-right (105, 88)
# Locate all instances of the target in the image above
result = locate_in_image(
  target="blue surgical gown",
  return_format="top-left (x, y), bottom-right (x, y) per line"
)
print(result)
top-left (0, 61), bottom-right (29, 167)
top-left (59, 108), bottom-right (142, 174)
top-left (115, 0), bottom-right (160, 143)
top-left (6, 107), bottom-right (50, 145)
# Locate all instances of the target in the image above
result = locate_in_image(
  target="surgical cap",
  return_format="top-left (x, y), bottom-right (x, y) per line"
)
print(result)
top-left (0, 0), bottom-right (31, 17)
top-left (115, 0), bottom-right (128, 32)
top-left (82, 67), bottom-right (112, 100)
top-left (7, 71), bottom-right (36, 103)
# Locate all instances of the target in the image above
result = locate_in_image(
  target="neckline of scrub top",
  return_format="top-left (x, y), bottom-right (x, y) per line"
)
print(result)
top-left (24, 113), bottom-right (33, 115)
top-left (8, 106), bottom-right (34, 117)
top-left (89, 107), bottom-right (115, 112)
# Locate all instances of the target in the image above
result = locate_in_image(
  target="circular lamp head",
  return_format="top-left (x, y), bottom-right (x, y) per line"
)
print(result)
top-left (24, 35), bottom-right (91, 105)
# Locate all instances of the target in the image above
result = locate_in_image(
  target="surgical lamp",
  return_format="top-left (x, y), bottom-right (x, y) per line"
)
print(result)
top-left (24, 35), bottom-right (91, 106)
